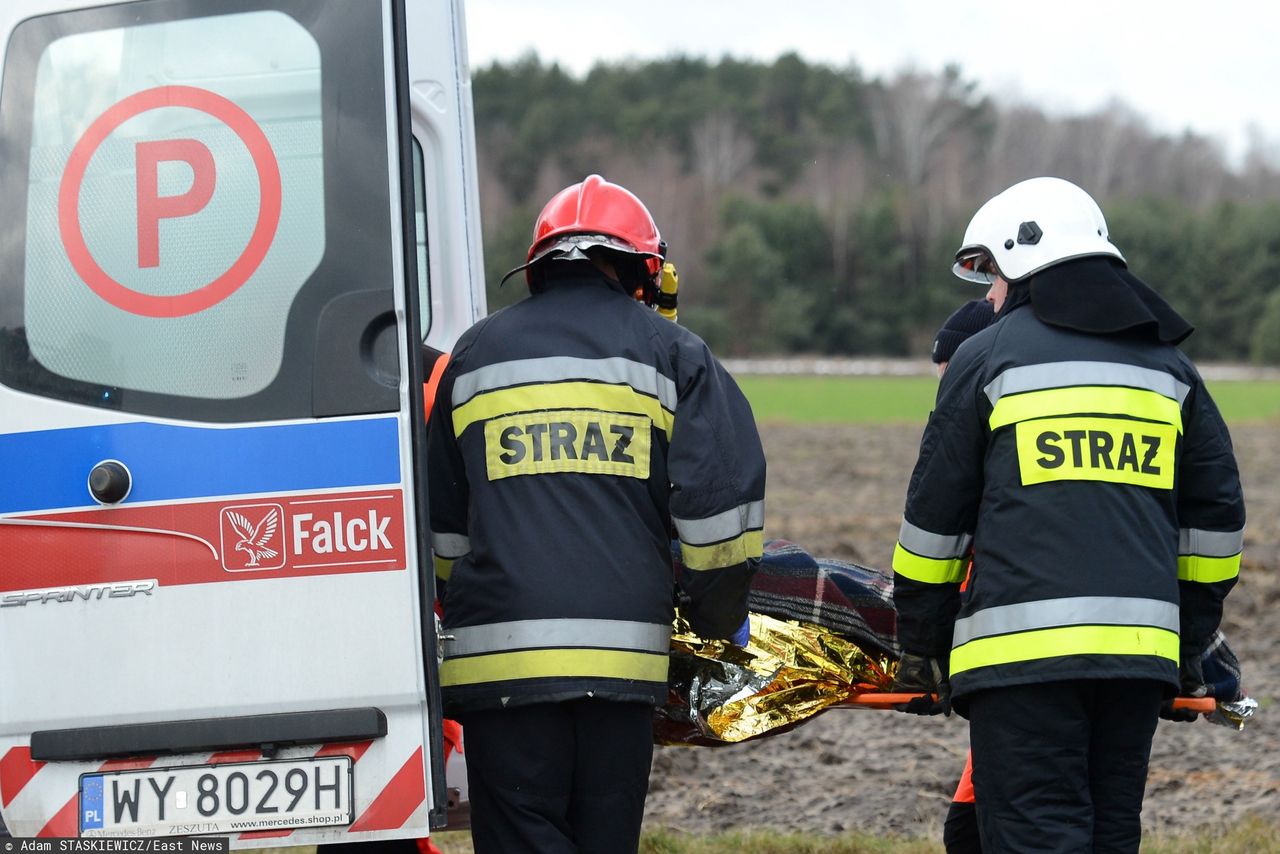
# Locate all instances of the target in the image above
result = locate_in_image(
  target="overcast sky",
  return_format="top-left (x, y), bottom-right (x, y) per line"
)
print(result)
top-left (465, 0), bottom-right (1280, 167)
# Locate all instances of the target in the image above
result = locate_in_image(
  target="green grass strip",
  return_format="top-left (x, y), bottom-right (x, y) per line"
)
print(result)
top-left (737, 376), bottom-right (939, 424)
top-left (1201, 379), bottom-right (1280, 424)
top-left (737, 376), bottom-right (1280, 425)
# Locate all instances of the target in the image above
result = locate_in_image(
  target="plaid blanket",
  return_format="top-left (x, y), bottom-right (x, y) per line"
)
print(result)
top-left (674, 538), bottom-right (898, 657)
top-left (748, 539), bottom-right (898, 657)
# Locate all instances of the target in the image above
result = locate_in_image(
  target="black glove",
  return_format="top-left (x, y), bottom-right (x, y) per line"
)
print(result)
top-left (892, 652), bottom-right (951, 716)
top-left (1179, 652), bottom-right (1209, 699)
top-left (1161, 652), bottom-right (1210, 723)
top-left (1158, 699), bottom-right (1199, 723)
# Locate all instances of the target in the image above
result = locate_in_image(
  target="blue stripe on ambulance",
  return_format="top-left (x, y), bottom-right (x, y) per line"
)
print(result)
top-left (0, 417), bottom-right (400, 515)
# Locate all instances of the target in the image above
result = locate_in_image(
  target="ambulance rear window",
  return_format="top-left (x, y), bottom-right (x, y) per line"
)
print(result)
top-left (0, 0), bottom-right (405, 422)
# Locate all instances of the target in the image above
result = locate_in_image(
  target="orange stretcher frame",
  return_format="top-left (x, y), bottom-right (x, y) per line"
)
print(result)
top-left (840, 693), bottom-right (1218, 713)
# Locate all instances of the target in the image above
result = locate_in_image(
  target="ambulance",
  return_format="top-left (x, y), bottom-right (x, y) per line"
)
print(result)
top-left (0, 0), bottom-right (484, 845)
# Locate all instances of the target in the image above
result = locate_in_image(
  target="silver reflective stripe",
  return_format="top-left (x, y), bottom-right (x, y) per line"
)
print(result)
top-left (673, 501), bottom-right (765, 546)
top-left (1179, 526), bottom-right (1245, 557)
top-left (431, 531), bottom-right (471, 558)
top-left (452, 356), bottom-right (678, 412)
top-left (897, 518), bottom-right (972, 560)
top-left (983, 361), bottom-right (1191, 406)
top-left (443, 618), bottom-right (671, 658)
top-left (952, 596), bottom-right (1180, 647)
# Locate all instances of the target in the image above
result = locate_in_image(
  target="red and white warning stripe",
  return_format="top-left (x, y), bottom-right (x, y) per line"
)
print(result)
top-left (0, 729), bottom-right (428, 844)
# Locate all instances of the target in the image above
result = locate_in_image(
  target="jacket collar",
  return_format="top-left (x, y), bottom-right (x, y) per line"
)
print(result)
top-left (1025, 257), bottom-right (1194, 345)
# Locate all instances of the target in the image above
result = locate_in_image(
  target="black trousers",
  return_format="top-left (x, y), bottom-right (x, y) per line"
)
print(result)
top-left (322, 841), bottom-right (419, 854)
top-left (968, 679), bottom-right (1162, 853)
top-left (944, 800), bottom-right (982, 854)
top-left (457, 698), bottom-right (655, 854)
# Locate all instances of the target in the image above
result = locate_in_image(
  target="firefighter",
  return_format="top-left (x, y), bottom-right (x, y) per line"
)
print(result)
top-left (426, 175), bottom-right (766, 854)
top-left (931, 298), bottom-right (995, 377)
top-left (927, 298), bottom-right (995, 854)
top-left (890, 177), bottom-right (1245, 851)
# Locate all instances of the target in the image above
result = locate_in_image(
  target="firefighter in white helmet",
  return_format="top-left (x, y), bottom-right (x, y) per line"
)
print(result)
top-left (427, 175), bottom-right (765, 854)
top-left (891, 177), bottom-right (1245, 851)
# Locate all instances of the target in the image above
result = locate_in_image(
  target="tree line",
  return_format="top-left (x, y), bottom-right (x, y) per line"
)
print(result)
top-left (472, 54), bottom-right (1280, 363)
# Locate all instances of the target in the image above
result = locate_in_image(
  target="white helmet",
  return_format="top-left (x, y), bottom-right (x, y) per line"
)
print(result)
top-left (952, 177), bottom-right (1124, 284)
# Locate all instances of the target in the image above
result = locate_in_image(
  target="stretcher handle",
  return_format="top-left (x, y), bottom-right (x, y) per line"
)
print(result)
top-left (843, 693), bottom-right (1218, 713)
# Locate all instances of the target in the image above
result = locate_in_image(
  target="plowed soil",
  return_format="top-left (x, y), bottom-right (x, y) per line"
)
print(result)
top-left (643, 423), bottom-right (1280, 840)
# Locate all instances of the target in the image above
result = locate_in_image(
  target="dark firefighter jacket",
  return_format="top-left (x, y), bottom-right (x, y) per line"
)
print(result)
top-left (892, 302), bottom-right (1245, 702)
top-left (427, 267), bottom-right (766, 715)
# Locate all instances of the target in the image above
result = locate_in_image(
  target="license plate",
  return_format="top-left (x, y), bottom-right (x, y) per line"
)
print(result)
top-left (79, 756), bottom-right (353, 837)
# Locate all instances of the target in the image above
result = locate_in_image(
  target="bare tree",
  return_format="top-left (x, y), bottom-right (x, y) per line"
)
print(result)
top-left (867, 66), bottom-right (987, 291)
top-left (802, 140), bottom-right (870, 280)
top-left (691, 111), bottom-right (755, 196)
top-left (869, 67), bottom-right (983, 191)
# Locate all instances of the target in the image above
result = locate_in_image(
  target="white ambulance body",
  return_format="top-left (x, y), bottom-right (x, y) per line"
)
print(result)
top-left (0, 0), bottom-right (484, 845)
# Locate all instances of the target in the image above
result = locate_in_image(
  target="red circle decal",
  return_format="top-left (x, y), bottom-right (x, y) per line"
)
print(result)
top-left (57, 85), bottom-right (283, 318)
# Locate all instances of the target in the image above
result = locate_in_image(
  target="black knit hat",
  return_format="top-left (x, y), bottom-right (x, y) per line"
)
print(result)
top-left (931, 299), bottom-right (996, 364)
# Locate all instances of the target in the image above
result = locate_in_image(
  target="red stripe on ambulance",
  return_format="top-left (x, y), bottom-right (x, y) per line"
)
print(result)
top-left (316, 740), bottom-right (374, 763)
top-left (0, 746), bottom-right (45, 807)
top-left (237, 830), bottom-right (295, 840)
top-left (37, 757), bottom-right (157, 838)
top-left (36, 794), bottom-right (79, 839)
top-left (206, 750), bottom-right (261, 765)
top-left (0, 489), bottom-right (406, 594)
top-left (347, 747), bottom-right (425, 833)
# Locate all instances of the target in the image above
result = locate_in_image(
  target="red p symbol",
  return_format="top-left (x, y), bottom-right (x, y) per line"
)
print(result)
top-left (135, 139), bottom-right (216, 269)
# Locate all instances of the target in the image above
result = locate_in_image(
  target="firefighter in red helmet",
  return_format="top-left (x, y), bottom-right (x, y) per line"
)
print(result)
top-left (427, 175), bottom-right (766, 854)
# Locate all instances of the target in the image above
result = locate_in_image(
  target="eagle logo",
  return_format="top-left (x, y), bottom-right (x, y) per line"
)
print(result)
top-left (220, 505), bottom-right (285, 570)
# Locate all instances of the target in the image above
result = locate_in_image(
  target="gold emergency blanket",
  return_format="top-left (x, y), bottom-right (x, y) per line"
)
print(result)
top-left (1209, 696), bottom-right (1258, 730)
top-left (655, 613), bottom-right (896, 746)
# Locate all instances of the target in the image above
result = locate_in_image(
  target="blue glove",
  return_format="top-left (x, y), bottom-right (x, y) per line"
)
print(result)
top-left (730, 616), bottom-right (751, 647)
top-left (1201, 642), bottom-right (1242, 701)
top-left (1198, 647), bottom-right (1239, 701)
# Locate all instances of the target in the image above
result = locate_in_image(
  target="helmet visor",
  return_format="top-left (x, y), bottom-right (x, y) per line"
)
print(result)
top-left (506, 232), bottom-right (665, 288)
top-left (953, 248), bottom-right (1000, 285)
top-left (529, 232), bottom-right (657, 266)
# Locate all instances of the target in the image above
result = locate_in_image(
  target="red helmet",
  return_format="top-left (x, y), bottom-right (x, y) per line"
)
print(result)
top-left (527, 174), bottom-right (662, 263)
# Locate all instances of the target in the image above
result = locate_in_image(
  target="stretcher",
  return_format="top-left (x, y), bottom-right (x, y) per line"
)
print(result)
top-left (840, 693), bottom-right (1218, 713)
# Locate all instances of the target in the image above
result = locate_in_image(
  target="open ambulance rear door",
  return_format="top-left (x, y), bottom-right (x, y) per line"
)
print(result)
top-left (0, 0), bottom-right (484, 845)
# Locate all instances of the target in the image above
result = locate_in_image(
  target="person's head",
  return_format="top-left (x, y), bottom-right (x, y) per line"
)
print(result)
top-left (952, 177), bottom-right (1123, 311)
top-left (932, 298), bottom-right (996, 376)
top-left (984, 274), bottom-right (1009, 313)
top-left (503, 174), bottom-right (665, 300)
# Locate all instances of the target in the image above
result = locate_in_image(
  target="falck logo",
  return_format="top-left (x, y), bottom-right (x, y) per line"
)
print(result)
top-left (219, 503), bottom-right (287, 571)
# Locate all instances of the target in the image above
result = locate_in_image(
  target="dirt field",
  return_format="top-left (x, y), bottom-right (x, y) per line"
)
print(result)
top-left (643, 422), bottom-right (1280, 841)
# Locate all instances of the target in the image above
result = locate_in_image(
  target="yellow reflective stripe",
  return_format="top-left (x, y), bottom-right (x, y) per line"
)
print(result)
top-left (950, 624), bottom-right (1179, 675)
top-left (452, 382), bottom-right (674, 437)
top-left (989, 386), bottom-right (1183, 433)
top-left (680, 529), bottom-right (764, 571)
top-left (433, 555), bottom-right (454, 581)
top-left (1178, 553), bottom-right (1241, 583)
top-left (893, 543), bottom-right (967, 584)
top-left (439, 648), bottom-right (669, 687)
